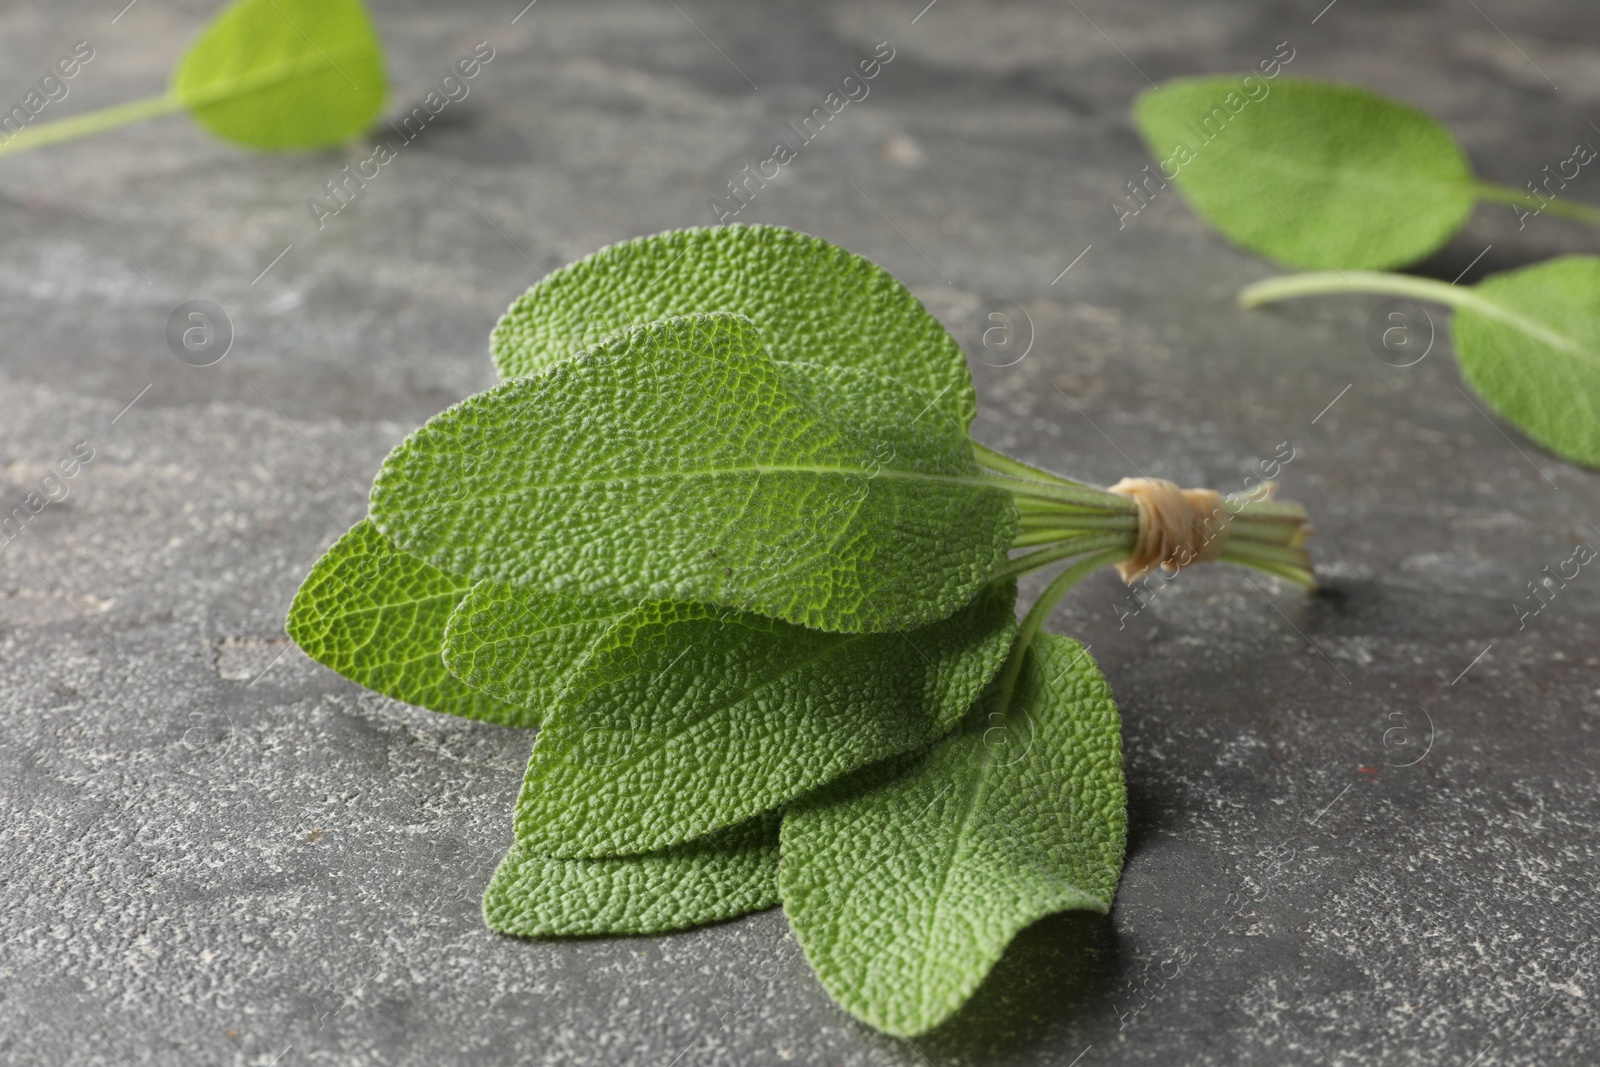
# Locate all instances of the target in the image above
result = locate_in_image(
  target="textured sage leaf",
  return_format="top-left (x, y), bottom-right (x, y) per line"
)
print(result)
top-left (440, 356), bottom-right (1010, 723)
top-left (1134, 77), bottom-right (1475, 270)
top-left (441, 581), bottom-right (641, 715)
top-left (286, 519), bottom-right (527, 725)
top-left (489, 224), bottom-right (976, 428)
top-left (1454, 256), bottom-right (1600, 468)
top-left (484, 811), bottom-right (780, 938)
top-left (173, 0), bottom-right (386, 150)
top-left (371, 313), bottom-right (1016, 634)
top-left (780, 632), bottom-right (1126, 1037)
top-left (505, 581), bottom-right (1017, 858)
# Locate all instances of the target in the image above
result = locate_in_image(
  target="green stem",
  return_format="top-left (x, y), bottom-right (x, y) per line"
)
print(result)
top-left (992, 548), bottom-right (1128, 714)
top-left (1475, 180), bottom-right (1600, 226)
top-left (1219, 539), bottom-right (1313, 569)
top-left (1013, 498), bottom-right (1105, 519)
top-left (1237, 270), bottom-right (1581, 357)
top-left (0, 92), bottom-right (184, 158)
top-left (974, 441), bottom-right (1139, 511)
top-left (1011, 528), bottom-right (1079, 547)
top-left (1227, 524), bottom-right (1310, 548)
top-left (1015, 513), bottom-right (1139, 533)
top-left (971, 441), bottom-right (1090, 488)
top-left (983, 473), bottom-right (1135, 512)
top-left (993, 533), bottom-right (1131, 582)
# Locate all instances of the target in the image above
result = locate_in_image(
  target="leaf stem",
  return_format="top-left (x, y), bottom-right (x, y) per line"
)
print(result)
top-left (1237, 270), bottom-right (1580, 357)
top-left (0, 92), bottom-right (184, 158)
top-left (1474, 180), bottom-right (1600, 226)
top-left (982, 473), bottom-right (1136, 512)
top-left (974, 442), bottom-right (1137, 511)
top-left (993, 534), bottom-right (1132, 581)
top-left (1218, 539), bottom-right (1313, 570)
top-left (1015, 513), bottom-right (1139, 533)
top-left (1012, 499), bottom-right (1106, 520)
top-left (1010, 528), bottom-right (1079, 547)
top-left (972, 441), bottom-right (1087, 487)
top-left (992, 548), bottom-right (1128, 714)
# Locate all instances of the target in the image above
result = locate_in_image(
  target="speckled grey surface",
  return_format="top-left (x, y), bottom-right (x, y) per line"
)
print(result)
top-left (3, 1), bottom-right (1598, 1064)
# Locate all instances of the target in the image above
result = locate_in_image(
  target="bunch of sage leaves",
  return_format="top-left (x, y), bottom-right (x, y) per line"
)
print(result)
top-left (287, 225), bottom-right (1315, 1036)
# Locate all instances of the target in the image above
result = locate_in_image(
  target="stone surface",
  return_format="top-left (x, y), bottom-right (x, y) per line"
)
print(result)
top-left (3, 1), bottom-right (1598, 1064)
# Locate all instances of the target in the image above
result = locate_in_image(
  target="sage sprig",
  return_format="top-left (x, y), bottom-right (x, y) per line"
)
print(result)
top-left (287, 224), bottom-right (1315, 1036)
top-left (1241, 257), bottom-right (1600, 468)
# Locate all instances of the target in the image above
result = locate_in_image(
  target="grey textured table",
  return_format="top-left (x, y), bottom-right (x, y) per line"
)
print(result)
top-left (3, 1), bottom-right (1598, 1064)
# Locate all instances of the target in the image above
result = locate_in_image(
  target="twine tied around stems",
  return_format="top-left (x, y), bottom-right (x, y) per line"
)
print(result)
top-left (1107, 477), bottom-right (1247, 582)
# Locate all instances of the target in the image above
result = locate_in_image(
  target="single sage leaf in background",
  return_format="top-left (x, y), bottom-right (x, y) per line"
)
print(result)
top-left (489, 224), bottom-right (977, 429)
top-left (173, 0), bottom-right (386, 149)
top-left (1454, 256), bottom-right (1600, 468)
top-left (484, 810), bottom-right (781, 938)
top-left (506, 581), bottom-right (1018, 858)
top-left (286, 519), bottom-right (529, 725)
top-left (1134, 77), bottom-right (1476, 270)
top-left (780, 632), bottom-right (1126, 1037)
top-left (371, 313), bottom-right (1016, 634)
top-left (0, 0), bottom-right (387, 158)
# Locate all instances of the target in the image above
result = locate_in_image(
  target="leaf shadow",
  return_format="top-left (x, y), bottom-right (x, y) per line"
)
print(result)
top-left (910, 909), bottom-right (1122, 1062)
top-left (1120, 757), bottom-right (1170, 867)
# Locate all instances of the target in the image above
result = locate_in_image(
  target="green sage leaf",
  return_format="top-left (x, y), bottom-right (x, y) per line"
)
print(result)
top-left (440, 352), bottom-right (1012, 724)
top-left (490, 224), bottom-right (976, 428)
top-left (371, 313), bottom-right (1016, 634)
top-left (439, 356), bottom-right (991, 711)
top-left (1455, 256), bottom-right (1600, 468)
top-left (485, 811), bottom-right (780, 938)
top-left (504, 581), bottom-right (1017, 858)
top-left (441, 581), bottom-right (641, 715)
top-left (1134, 77), bottom-right (1475, 270)
top-left (172, 0), bottom-right (386, 150)
top-left (285, 519), bottom-right (527, 724)
top-left (780, 632), bottom-right (1126, 1037)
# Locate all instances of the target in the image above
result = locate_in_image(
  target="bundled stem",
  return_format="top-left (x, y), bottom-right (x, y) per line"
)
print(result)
top-left (974, 440), bottom-right (1316, 704)
top-left (979, 445), bottom-right (1313, 586)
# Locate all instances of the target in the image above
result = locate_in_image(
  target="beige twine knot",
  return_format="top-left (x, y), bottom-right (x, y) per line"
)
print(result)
top-left (1108, 477), bottom-right (1237, 583)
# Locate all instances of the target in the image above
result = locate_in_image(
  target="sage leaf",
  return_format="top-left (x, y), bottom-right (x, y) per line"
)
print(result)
top-left (286, 519), bottom-right (527, 724)
top-left (780, 632), bottom-right (1126, 1037)
top-left (0, 0), bottom-right (387, 159)
top-left (1454, 256), bottom-right (1600, 468)
top-left (173, 0), bottom-right (386, 150)
top-left (505, 581), bottom-right (1017, 858)
top-left (441, 581), bottom-right (641, 715)
top-left (485, 811), bottom-right (780, 938)
top-left (1240, 256), bottom-right (1600, 467)
top-left (370, 313), bottom-right (1016, 634)
top-left (1134, 77), bottom-right (1476, 270)
top-left (441, 353), bottom-right (998, 713)
top-left (440, 355), bottom-right (992, 711)
top-left (490, 224), bottom-right (977, 428)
